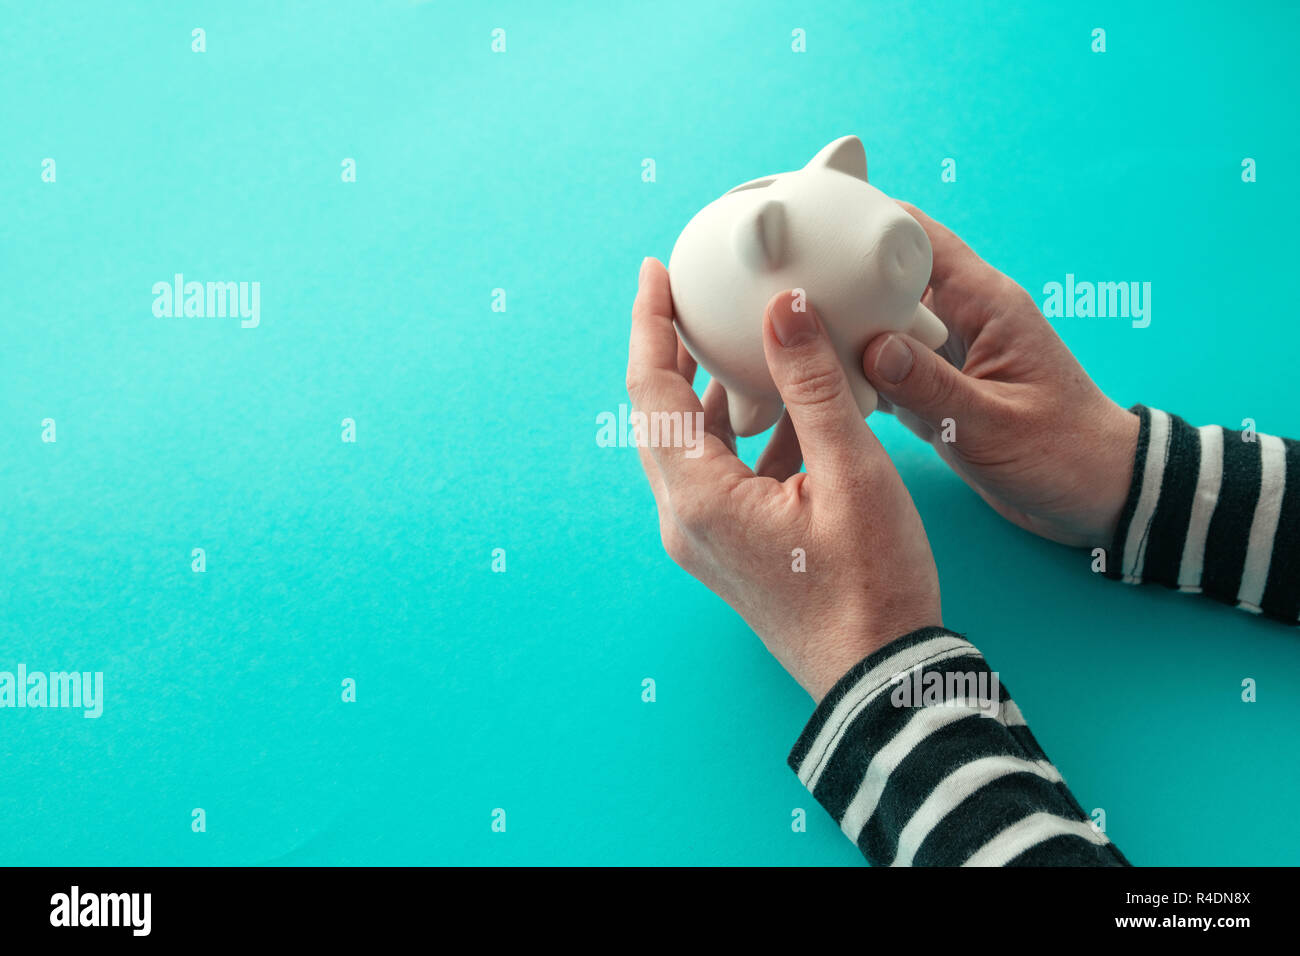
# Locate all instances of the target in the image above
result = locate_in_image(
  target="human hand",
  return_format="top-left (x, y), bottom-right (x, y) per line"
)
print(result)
top-left (628, 258), bottom-right (941, 701)
top-left (861, 204), bottom-right (1140, 549)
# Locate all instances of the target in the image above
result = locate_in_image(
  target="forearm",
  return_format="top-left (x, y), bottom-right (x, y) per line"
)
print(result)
top-left (789, 626), bottom-right (1127, 866)
top-left (1106, 406), bottom-right (1300, 623)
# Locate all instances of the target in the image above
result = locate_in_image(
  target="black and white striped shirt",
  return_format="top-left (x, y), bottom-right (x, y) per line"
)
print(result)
top-left (1107, 405), bottom-right (1299, 622)
top-left (789, 406), bottom-right (1296, 865)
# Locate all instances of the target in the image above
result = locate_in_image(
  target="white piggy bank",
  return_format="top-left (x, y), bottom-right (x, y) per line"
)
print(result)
top-left (668, 135), bottom-right (948, 436)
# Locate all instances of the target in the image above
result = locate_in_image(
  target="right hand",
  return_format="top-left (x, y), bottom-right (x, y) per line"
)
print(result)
top-left (861, 203), bottom-right (1141, 549)
top-left (629, 260), bottom-right (942, 701)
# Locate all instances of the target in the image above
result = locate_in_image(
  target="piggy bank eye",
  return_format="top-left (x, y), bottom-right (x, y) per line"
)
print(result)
top-left (725, 177), bottom-right (776, 195)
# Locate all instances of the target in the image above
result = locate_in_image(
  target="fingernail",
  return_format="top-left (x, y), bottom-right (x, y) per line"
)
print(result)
top-left (874, 334), bottom-right (914, 384)
top-left (639, 257), bottom-right (653, 285)
top-left (769, 295), bottom-right (817, 347)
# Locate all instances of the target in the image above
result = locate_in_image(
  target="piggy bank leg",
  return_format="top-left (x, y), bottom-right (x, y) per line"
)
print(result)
top-left (909, 302), bottom-right (949, 350)
top-left (727, 391), bottom-right (784, 437)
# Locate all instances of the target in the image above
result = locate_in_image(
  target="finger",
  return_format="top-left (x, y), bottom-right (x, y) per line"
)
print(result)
top-left (635, 443), bottom-right (695, 565)
top-left (627, 257), bottom-right (750, 493)
top-left (862, 331), bottom-right (992, 434)
top-left (701, 379), bottom-right (736, 454)
top-left (635, 443), bottom-right (669, 508)
top-left (896, 201), bottom-right (1011, 342)
top-left (676, 336), bottom-right (698, 386)
top-left (628, 257), bottom-right (682, 375)
top-left (756, 409), bottom-right (803, 481)
top-left (761, 291), bottom-right (878, 489)
top-left (895, 405), bottom-right (937, 444)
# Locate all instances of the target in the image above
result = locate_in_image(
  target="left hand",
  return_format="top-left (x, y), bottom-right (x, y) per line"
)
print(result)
top-left (627, 258), bottom-right (942, 701)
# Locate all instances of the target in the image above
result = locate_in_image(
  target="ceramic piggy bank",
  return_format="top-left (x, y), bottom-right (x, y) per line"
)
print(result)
top-left (668, 135), bottom-right (948, 436)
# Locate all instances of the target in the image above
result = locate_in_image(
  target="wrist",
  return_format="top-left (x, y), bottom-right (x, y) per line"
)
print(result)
top-left (798, 604), bottom-right (943, 703)
top-left (1084, 402), bottom-right (1141, 547)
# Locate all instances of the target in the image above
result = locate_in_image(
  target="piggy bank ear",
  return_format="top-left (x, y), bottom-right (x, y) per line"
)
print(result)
top-left (733, 199), bottom-right (787, 272)
top-left (807, 135), bottom-right (868, 182)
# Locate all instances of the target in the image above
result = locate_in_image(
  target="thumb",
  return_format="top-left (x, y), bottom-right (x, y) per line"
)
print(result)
top-left (863, 332), bottom-right (985, 433)
top-left (762, 291), bottom-right (878, 487)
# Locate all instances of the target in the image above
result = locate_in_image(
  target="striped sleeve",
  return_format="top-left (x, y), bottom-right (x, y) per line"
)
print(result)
top-left (788, 626), bottom-right (1128, 867)
top-left (1105, 405), bottom-right (1300, 623)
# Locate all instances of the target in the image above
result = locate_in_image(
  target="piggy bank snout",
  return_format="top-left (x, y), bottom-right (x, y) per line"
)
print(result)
top-left (874, 214), bottom-right (931, 296)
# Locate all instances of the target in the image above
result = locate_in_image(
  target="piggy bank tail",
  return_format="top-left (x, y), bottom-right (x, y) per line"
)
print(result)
top-left (909, 302), bottom-right (949, 350)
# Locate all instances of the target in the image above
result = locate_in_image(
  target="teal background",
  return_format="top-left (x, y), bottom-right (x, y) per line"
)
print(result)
top-left (2, 0), bottom-right (1298, 865)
